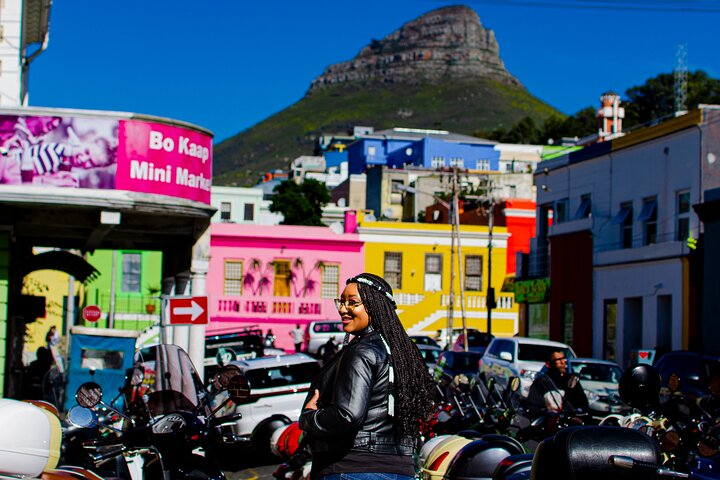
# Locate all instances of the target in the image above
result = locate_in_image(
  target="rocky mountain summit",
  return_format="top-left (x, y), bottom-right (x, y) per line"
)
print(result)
top-left (309, 5), bottom-right (519, 92)
top-left (214, 5), bottom-right (557, 186)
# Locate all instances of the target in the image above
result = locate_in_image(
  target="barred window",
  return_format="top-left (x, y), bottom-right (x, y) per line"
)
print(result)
top-left (121, 253), bottom-right (141, 293)
top-left (465, 255), bottom-right (483, 291)
top-left (321, 264), bottom-right (340, 298)
top-left (224, 260), bottom-right (243, 296)
top-left (220, 202), bottom-right (231, 221)
top-left (384, 252), bottom-right (402, 290)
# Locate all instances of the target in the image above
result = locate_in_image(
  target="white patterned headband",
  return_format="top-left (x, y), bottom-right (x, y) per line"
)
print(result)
top-left (347, 276), bottom-right (397, 308)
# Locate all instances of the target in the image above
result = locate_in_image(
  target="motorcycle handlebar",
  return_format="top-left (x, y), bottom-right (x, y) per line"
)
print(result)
top-left (609, 455), bottom-right (690, 479)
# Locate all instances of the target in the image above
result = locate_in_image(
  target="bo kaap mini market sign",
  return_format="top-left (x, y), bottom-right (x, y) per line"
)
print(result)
top-left (514, 278), bottom-right (550, 303)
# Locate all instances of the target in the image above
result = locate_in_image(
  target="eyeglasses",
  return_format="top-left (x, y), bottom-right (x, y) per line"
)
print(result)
top-left (334, 299), bottom-right (363, 311)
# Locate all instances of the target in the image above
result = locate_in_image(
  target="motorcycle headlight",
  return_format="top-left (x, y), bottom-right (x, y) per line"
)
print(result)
top-left (151, 413), bottom-right (187, 434)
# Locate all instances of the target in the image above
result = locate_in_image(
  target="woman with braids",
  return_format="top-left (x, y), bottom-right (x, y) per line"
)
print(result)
top-left (299, 273), bottom-right (435, 480)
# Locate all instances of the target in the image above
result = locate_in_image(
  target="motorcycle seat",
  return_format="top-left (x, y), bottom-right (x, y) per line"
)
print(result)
top-left (530, 425), bottom-right (660, 480)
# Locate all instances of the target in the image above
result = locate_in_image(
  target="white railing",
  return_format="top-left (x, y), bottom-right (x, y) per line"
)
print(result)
top-left (440, 294), bottom-right (514, 310)
top-left (394, 293), bottom-right (425, 306)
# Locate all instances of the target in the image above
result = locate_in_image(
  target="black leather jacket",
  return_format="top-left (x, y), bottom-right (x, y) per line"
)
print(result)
top-left (299, 328), bottom-right (415, 456)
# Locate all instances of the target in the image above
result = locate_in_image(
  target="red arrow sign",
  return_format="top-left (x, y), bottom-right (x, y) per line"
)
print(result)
top-left (168, 296), bottom-right (208, 325)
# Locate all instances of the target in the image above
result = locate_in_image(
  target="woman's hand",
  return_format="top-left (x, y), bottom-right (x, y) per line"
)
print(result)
top-left (305, 389), bottom-right (320, 410)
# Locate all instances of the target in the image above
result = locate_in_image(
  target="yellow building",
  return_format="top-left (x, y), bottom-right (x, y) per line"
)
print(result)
top-left (357, 216), bottom-right (518, 339)
top-left (22, 269), bottom-right (82, 363)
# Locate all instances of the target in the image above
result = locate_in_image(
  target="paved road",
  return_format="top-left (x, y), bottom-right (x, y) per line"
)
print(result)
top-left (226, 463), bottom-right (278, 480)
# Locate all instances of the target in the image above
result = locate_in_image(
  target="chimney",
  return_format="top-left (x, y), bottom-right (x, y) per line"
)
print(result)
top-left (597, 92), bottom-right (624, 140)
top-left (344, 210), bottom-right (358, 233)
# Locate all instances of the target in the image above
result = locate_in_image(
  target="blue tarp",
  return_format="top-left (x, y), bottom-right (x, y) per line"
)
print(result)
top-left (65, 330), bottom-right (137, 411)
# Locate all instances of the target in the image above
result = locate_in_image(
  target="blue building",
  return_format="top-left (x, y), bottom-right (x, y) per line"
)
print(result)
top-left (347, 127), bottom-right (499, 174)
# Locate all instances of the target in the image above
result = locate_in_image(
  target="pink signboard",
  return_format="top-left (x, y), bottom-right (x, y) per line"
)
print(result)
top-left (116, 120), bottom-right (212, 204)
top-left (0, 112), bottom-right (213, 204)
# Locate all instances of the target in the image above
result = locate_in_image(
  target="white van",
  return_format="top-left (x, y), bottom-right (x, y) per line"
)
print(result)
top-left (303, 321), bottom-right (344, 356)
top-left (228, 354), bottom-right (320, 437)
top-left (480, 337), bottom-right (576, 398)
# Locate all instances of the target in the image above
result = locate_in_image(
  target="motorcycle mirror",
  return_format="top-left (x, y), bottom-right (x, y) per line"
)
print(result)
top-left (67, 405), bottom-right (98, 428)
top-left (509, 376), bottom-right (520, 392)
top-left (76, 381), bottom-right (103, 408)
top-left (227, 374), bottom-right (251, 404)
top-left (567, 373), bottom-right (579, 389)
top-left (129, 366), bottom-right (145, 386)
top-left (213, 364), bottom-right (242, 390)
top-left (487, 377), bottom-right (496, 390)
top-left (667, 373), bottom-right (680, 393)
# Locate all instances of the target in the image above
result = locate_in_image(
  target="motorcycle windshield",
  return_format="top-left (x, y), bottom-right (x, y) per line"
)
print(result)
top-left (133, 344), bottom-right (206, 417)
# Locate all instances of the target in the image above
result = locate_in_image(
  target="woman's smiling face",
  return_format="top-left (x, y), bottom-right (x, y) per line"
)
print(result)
top-left (338, 282), bottom-right (369, 334)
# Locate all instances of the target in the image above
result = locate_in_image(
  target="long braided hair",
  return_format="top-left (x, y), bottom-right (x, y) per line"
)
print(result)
top-left (349, 272), bottom-right (435, 437)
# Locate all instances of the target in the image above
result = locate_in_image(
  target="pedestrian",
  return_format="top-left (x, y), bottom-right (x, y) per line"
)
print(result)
top-left (299, 273), bottom-right (435, 479)
top-left (290, 324), bottom-right (304, 353)
top-left (264, 329), bottom-right (276, 348)
top-left (320, 336), bottom-right (338, 365)
top-left (528, 349), bottom-right (589, 414)
top-left (45, 325), bottom-right (60, 348)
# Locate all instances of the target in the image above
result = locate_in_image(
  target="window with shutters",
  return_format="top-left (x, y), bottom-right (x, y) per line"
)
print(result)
top-left (224, 260), bottom-right (243, 296)
top-left (464, 255), bottom-right (482, 291)
top-left (384, 252), bottom-right (402, 289)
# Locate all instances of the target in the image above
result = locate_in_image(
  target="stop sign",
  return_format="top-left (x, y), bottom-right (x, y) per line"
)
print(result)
top-left (82, 305), bottom-right (102, 323)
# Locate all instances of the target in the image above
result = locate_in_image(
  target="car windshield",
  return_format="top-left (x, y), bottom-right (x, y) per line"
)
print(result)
top-left (518, 344), bottom-right (574, 362)
top-left (449, 352), bottom-right (484, 372)
top-left (420, 348), bottom-right (441, 364)
top-left (571, 362), bottom-right (622, 383)
top-left (244, 361), bottom-right (320, 389)
top-left (466, 332), bottom-right (492, 346)
top-left (313, 323), bottom-right (343, 333)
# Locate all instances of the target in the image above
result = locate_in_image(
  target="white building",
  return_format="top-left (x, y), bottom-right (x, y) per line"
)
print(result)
top-left (530, 106), bottom-right (720, 363)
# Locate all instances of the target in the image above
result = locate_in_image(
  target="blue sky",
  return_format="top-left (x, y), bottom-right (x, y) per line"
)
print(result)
top-left (30, 0), bottom-right (719, 143)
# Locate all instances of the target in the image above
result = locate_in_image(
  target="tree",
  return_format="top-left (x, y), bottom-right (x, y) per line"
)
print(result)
top-left (269, 178), bottom-right (330, 226)
top-left (624, 70), bottom-right (720, 129)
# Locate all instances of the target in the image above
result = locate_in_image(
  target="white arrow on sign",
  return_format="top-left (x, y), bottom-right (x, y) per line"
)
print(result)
top-left (172, 300), bottom-right (205, 322)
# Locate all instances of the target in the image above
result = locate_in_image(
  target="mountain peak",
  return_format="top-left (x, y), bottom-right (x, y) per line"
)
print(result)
top-left (309, 5), bottom-right (519, 92)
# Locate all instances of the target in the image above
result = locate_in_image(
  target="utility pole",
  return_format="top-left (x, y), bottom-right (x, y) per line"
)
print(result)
top-left (447, 172), bottom-right (456, 350)
top-left (452, 168), bottom-right (468, 351)
top-left (486, 201), bottom-right (495, 336)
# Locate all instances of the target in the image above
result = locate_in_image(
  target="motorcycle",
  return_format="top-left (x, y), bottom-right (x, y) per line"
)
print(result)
top-left (66, 343), bottom-right (250, 479)
top-left (0, 398), bottom-right (103, 479)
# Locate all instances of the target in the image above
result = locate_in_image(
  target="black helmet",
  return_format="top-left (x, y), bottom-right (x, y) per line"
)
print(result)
top-left (619, 364), bottom-right (661, 410)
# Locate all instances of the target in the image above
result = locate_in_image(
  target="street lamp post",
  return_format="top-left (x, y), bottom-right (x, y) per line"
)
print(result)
top-left (485, 201), bottom-right (495, 335)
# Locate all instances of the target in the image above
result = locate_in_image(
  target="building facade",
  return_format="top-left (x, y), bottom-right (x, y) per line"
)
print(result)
top-left (356, 214), bottom-right (518, 339)
top-left (529, 107), bottom-right (720, 362)
top-left (207, 223), bottom-right (364, 351)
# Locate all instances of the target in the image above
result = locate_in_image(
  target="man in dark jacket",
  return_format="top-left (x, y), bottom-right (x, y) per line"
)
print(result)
top-left (528, 350), bottom-right (589, 414)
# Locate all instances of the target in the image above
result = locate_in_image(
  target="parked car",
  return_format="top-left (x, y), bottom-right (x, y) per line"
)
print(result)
top-left (303, 320), bottom-right (344, 356)
top-left (654, 350), bottom-right (720, 399)
top-left (568, 357), bottom-right (629, 416)
top-left (417, 344), bottom-right (442, 374)
top-left (479, 336), bottom-right (576, 397)
top-left (227, 353), bottom-right (320, 437)
top-left (204, 327), bottom-right (268, 383)
top-left (452, 330), bottom-right (494, 354)
top-left (411, 335), bottom-right (441, 348)
top-left (433, 350), bottom-right (485, 385)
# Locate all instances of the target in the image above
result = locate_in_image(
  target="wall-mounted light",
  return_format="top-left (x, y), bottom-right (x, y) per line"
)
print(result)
top-left (541, 185), bottom-right (551, 192)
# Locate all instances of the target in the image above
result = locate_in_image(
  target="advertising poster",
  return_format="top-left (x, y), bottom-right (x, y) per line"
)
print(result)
top-left (0, 113), bottom-right (213, 205)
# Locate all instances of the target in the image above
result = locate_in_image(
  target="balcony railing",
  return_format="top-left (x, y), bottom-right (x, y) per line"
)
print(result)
top-left (213, 295), bottom-right (336, 320)
top-left (441, 293), bottom-right (515, 310)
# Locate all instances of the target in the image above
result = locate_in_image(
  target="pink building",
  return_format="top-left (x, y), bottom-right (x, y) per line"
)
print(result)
top-left (207, 224), bottom-right (365, 351)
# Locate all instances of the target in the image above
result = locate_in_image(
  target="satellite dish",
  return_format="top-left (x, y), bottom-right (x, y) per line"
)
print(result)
top-left (365, 213), bottom-right (377, 222)
top-left (383, 208), bottom-right (394, 219)
top-left (329, 222), bottom-right (344, 234)
top-left (337, 197), bottom-right (347, 207)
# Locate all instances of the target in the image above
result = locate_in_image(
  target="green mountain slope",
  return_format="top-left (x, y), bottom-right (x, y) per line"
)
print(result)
top-left (214, 78), bottom-right (560, 186)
